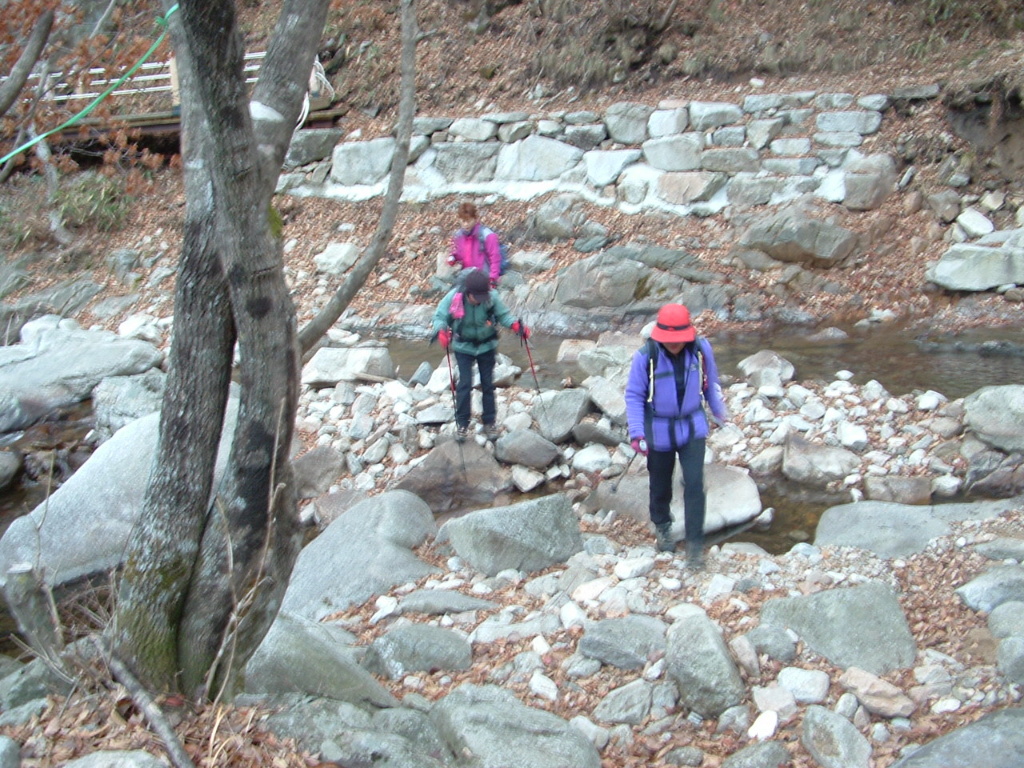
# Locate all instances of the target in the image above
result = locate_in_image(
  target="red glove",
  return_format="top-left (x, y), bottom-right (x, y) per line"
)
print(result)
top-left (511, 320), bottom-right (530, 339)
top-left (631, 438), bottom-right (648, 456)
top-left (446, 254), bottom-right (458, 267)
top-left (490, 279), bottom-right (499, 289)
top-left (437, 329), bottom-right (452, 348)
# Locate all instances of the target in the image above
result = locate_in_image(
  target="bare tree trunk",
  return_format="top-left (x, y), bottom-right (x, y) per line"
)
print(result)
top-left (114, 0), bottom-right (330, 698)
top-left (297, 0), bottom-right (419, 357)
top-left (0, 10), bottom-right (54, 118)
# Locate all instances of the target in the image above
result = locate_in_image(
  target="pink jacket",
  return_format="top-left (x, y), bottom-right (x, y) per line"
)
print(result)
top-left (450, 224), bottom-right (501, 284)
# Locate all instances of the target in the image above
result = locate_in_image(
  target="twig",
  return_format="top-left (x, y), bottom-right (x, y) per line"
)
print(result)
top-left (93, 637), bottom-right (197, 768)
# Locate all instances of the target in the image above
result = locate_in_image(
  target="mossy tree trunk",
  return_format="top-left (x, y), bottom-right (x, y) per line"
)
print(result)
top-left (112, 0), bottom-right (330, 698)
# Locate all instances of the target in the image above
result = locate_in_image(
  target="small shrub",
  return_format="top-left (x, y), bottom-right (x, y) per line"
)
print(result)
top-left (54, 171), bottom-right (130, 232)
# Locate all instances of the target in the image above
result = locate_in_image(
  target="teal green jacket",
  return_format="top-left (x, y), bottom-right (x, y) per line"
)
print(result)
top-left (432, 287), bottom-right (516, 355)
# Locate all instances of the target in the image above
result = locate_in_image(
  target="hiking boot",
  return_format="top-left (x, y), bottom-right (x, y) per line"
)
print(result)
top-left (685, 541), bottom-right (705, 571)
top-left (455, 424), bottom-right (470, 443)
top-left (484, 423), bottom-right (500, 441)
top-left (654, 523), bottom-right (675, 553)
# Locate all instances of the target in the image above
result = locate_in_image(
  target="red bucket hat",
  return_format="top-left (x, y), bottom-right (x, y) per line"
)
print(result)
top-left (650, 303), bottom-right (696, 343)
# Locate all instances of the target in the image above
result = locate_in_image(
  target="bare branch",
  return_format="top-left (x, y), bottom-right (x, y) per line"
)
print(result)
top-left (297, 0), bottom-right (419, 355)
top-left (0, 10), bottom-right (54, 118)
top-left (94, 638), bottom-right (198, 768)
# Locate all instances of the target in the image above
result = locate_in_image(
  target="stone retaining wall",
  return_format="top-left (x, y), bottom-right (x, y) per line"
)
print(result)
top-left (279, 86), bottom-right (944, 216)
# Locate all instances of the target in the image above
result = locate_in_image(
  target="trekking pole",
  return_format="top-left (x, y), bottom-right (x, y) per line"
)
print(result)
top-left (520, 331), bottom-right (551, 425)
top-left (611, 443), bottom-right (641, 493)
top-left (444, 345), bottom-right (467, 476)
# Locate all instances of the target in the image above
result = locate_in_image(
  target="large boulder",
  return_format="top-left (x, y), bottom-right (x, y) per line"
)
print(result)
top-left (0, 402), bottom-right (236, 590)
top-left (279, 490), bottom-right (439, 621)
top-left (964, 385), bottom-right (1024, 453)
top-left (760, 581), bottom-right (916, 674)
top-left (553, 252), bottom-right (648, 309)
top-left (246, 611), bottom-right (397, 707)
top-left (665, 606), bottom-right (745, 718)
top-left (738, 207), bottom-right (858, 267)
top-left (429, 683), bottom-right (601, 768)
top-left (394, 440), bottom-right (508, 514)
top-left (925, 236), bottom-right (1024, 292)
top-left (438, 493), bottom-right (583, 576)
top-left (0, 316), bottom-right (163, 433)
top-left (889, 707), bottom-right (1024, 768)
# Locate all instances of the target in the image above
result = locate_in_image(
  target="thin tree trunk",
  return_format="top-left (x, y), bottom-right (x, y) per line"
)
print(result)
top-left (0, 10), bottom-right (54, 118)
top-left (297, 0), bottom-right (419, 356)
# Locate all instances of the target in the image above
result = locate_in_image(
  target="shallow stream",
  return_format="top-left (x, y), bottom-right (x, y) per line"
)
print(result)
top-left (2, 324), bottom-right (1022, 553)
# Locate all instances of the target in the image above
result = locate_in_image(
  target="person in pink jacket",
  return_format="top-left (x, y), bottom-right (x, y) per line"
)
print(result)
top-left (447, 201), bottom-right (502, 287)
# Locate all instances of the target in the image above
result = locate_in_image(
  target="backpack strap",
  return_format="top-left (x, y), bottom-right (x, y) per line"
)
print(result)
top-left (645, 337), bottom-right (707, 410)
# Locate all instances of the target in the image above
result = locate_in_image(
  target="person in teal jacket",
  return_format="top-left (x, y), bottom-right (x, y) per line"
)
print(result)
top-left (432, 269), bottom-right (529, 442)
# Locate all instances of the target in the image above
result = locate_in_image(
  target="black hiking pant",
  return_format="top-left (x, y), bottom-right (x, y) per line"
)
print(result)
top-left (646, 437), bottom-right (706, 546)
top-left (454, 348), bottom-right (496, 429)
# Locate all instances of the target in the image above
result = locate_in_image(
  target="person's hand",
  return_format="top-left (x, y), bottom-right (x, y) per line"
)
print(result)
top-left (446, 254), bottom-right (458, 267)
top-left (437, 329), bottom-right (452, 348)
top-left (511, 320), bottom-right (530, 339)
top-left (631, 437), bottom-right (648, 456)
top-left (490, 278), bottom-right (499, 289)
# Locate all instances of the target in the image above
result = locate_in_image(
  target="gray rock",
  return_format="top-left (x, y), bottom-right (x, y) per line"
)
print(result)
top-left (0, 656), bottom-right (74, 711)
top-left (394, 440), bottom-right (507, 514)
top-left (372, 707), bottom-right (453, 764)
top-left (0, 451), bottom-right (20, 493)
top-left (246, 612), bottom-right (396, 707)
top-left (62, 752), bottom-right (168, 768)
top-left (658, 171), bottom-right (727, 204)
top-left (584, 149), bottom-right (642, 187)
top-left (579, 615), bottom-right (668, 669)
top-left (738, 349), bottom-right (796, 388)
top-left (398, 589), bottom-right (497, 616)
top-left (495, 135), bottom-right (583, 182)
top-left (258, 692), bottom-right (373, 753)
top-left (604, 102), bottom-right (654, 144)
top-left (330, 137), bottom-right (395, 185)
top-left (564, 124), bottom-right (607, 151)
top-left (301, 346), bottom-right (395, 387)
top-left (700, 148), bottom-right (760, 173)
top-left (0, 316), bottom-right (163, 433)
top-left (279, 490), bottom-right (439, 620)
top-left (964, 385), bottom-right (1024, 453)
top-left (689, 101), bottom-right (743, 131)
top-left (285, 128), bottom-right (343, 168)
top-left (739, 207), bottom-right (858, 267)
top-left (642, 134), bottom-right (704, 171)
top-left (782, 434), bottom-right (860, 488)
top-left (816, 110), bottom-right (882, 134)
top-left (743, 622), bottom-right (797, 662)
top-left (761, 581), bottom-right (916, 674)
top-left (722, 740), bottom-right (791, 768)
top-left (553, 252), bottom-right (647, 310)
top-left (293, 445), bottom-right (346, 499)
top-left (0, 403), bottom-right (236, 590)
top-left (363, 624), bottom-right (472, 679)
top-left (439, 493), bottom-right (582, 576)
top-left (956, 565), bottom-right (1024, 613)
top-left (666, 606), bottom-right (745, 718)
top-left (977, 537), bottom-right (1024, 562)
top-left (90, 369), bottom-right (166, 442)
top-left (889, 707), bottom-right (1024, 768)
top-left (432, 142), bottom-right (500, 183)
top-left (0, 736), bottom-right (18, 768)
top-left (449, 117), bottom-right (498, 141)
top-left (989, 600), bottom-right (1024, 638)
top-left (533, 388), bottom-right (593, 443)
top-left (815, 501), bottom-right (950, 558)
top-left (321, 729), bottom-right (447, 768)
top-left (594, 678), bottom-right (653, 725)
top-left (926, 242), bottom-right (1024, 292)
top-left (802, 705), bottom-right (871, 768)
top-left (997, 636), bottom-right (1024, 684)
top-left (430, 683), bottom-right (600, 768)
top-left (494, 429), bottom-right (560, 469)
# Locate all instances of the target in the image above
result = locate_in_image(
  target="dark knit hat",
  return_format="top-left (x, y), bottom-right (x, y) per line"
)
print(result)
top-left (464, 269), bottom-right (490, 301)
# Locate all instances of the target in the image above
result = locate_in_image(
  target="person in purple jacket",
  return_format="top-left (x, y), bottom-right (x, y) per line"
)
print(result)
top-left (624, 303), bottom-right (729, 568)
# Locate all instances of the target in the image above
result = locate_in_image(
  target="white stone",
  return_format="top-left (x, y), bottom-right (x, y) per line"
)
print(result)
top-left (530, 671), bottom-right (559, 701)
top-left (747, 710), bottom-right (778, 740)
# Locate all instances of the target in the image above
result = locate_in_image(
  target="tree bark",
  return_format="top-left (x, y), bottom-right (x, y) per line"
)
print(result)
top-left (0, 10), bottom-right (54, 118)
top-left (113, 0), bottom-right (329, 698)
top-left (297, 0), bottom-right (419, 357)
